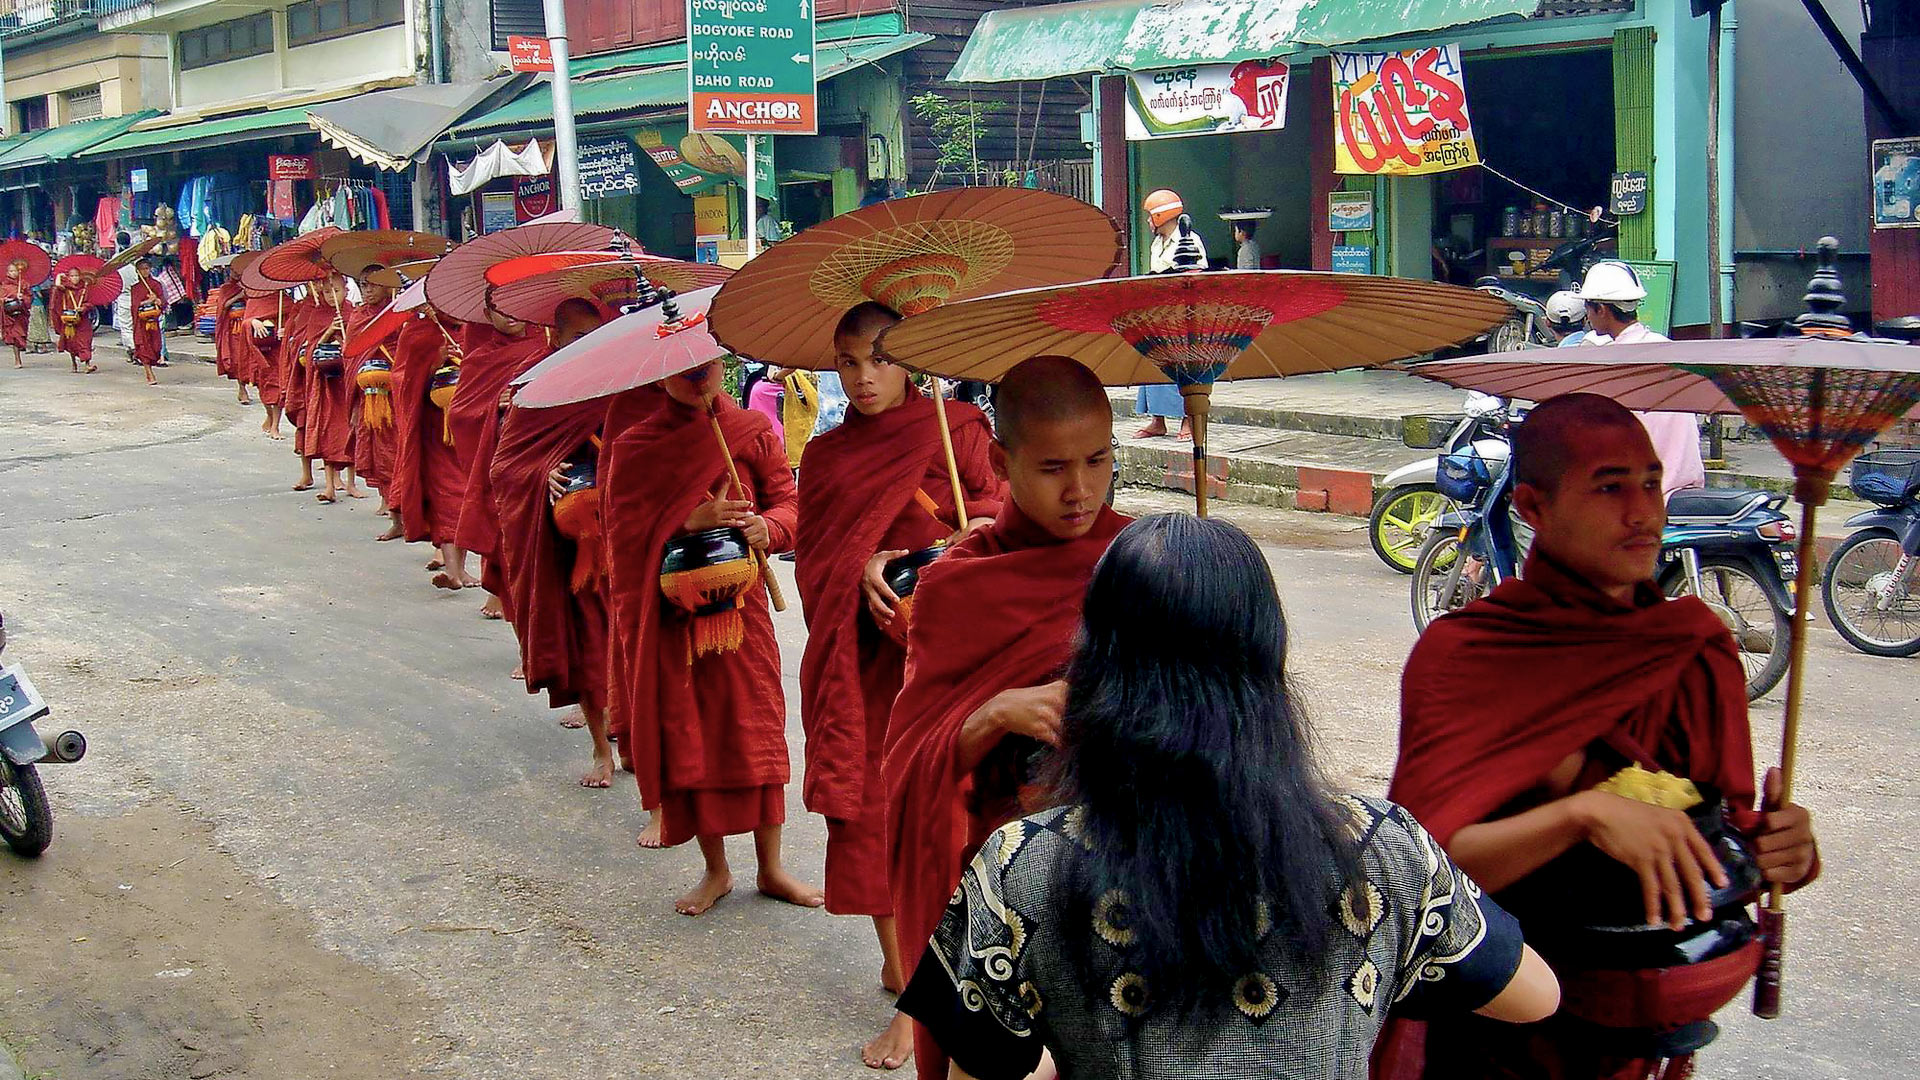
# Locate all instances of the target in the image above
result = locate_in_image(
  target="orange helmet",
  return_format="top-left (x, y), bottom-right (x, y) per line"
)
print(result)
top-left (1143, 189), bottom-right (1185, 230)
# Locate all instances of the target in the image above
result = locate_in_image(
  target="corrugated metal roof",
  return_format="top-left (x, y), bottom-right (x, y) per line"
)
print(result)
top-left (0, 110), bottom-right (165, 170)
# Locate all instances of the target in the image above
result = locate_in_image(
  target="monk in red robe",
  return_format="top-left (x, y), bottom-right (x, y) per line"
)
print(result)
top-left (446, 310), bottom-right (551, 618)
top-left (795, 303), bottom-right (1004, 1071)
top-left (344, 274), bottom-right (402, 538)
top-left (301, 273), bottom-right (362, 504)
top-left (3, 257), bottom-right (32, 369)
top-left (883, 355), bottom-right (1126, 1080)
top-left (390, 307), bottom-right (475, 580)
top-left (242, 289), bottom-right (286, 438)
top-left (490, 297), bottom-right (630, 784)
top-left (598, 384), bottom-right (672, 841)
top-left (603, 356), bottom-right (822, 916)
top-left (278, 288), bottom-right (330, 490)
top-left (129, 258), bottom-right (165, 386)
top-left (52, 270), bottom-right (96, 374)
top-left (212, 281), bottom-right (252, 405)
top-left (1386, 394), bottom-right (1818, 1080)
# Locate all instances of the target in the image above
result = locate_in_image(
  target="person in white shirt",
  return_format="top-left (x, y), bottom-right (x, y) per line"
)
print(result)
top-left (1576, 261), bottom-right (1704, 497)
top-left (1137, 190), bottom-right (1206, 436)
top-left (1232, 220), bottom-right (1263, 269)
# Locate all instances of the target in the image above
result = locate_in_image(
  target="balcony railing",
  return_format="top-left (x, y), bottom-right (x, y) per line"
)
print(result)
top-left (0, 0), bottom-right (137, 38)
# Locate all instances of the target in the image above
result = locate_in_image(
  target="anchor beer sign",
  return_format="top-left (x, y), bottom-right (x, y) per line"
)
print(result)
top-left (688, 0), bottom-right (818, 136)
top-left (1332, 44), bottom-right (1478, 176)
top-left (1125, 60), bottom-right (1291, 140)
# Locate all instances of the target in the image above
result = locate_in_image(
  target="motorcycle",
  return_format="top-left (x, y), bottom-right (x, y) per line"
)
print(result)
top-left (1410, 438), bottom-right (1797, 701)
top-left (1437, 230), bottom-right (1612, 354)
top-left (0, 610), bottom-right (88, 856)
top-left (1368, 392), bottom-right (1513, 573)
top-left (1821, 449), bottom-right (1920, 657)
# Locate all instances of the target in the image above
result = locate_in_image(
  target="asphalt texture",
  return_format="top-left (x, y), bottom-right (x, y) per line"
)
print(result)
top-left (0, 349), bottom-right (1915, 1079)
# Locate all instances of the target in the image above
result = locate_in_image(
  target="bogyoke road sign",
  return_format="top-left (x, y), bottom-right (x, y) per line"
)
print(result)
top-left (688, 0), bottom-right (818, 135)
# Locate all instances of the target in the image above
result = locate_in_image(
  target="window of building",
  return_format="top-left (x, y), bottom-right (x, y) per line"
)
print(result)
top-left (286, 0), bottom-right (403, 47)
top-left (14, 96), bottom-right (49, 133)
top-left (63, 86), bottom-right (103, 122)
top-left (490, 0), bottom-right (545, 52)
top-left (178, 13), bottom-right (275, 71)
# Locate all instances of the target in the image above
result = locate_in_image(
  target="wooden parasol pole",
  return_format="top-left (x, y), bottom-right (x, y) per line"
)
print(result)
top-left (929, 384), bottom-right (970, 531)
top-left (1182, 383), bottom-right (1212, 518)
top-left (708, 401), bottom-right (787, 612)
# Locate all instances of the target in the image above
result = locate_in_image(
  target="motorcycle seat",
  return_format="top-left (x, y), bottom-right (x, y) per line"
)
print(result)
top-left (1667, 488), bottom-right (1770, 524)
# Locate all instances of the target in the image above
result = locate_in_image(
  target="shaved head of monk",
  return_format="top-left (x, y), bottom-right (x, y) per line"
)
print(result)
top-left (991, 354), bottom-right (1114, 540)
top-left (1511, 393), bottom-right (1667, 599)
top-left (834, 302), bottom-right (907, 416)
top-left (359, 267), bottom-right (392, 308)
top-left (553, 297), bottom-right (606, 348)
top-left (664, 357), bottom-right (725, 409)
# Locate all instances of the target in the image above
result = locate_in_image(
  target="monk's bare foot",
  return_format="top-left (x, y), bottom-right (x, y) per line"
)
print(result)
top-left (430, 571), bottom-right (464, 591)
top-left (559, 709), bottom-right (586, 729)
top-left (510, 664), bottom-right (524, 679)
top-left (426, 557), bottom-right (445, 571)
top-left (675, 870), bottom-right (734, 916)
top-left (344, 487), bottom-right (368, 499)
top-left (861, 1013), bottom-right (916, 1071)
top-left (636, 816), bottom-right (665, 849)
top-left (757, 868), bottom-right (826, 909)
top-left (375, 522), bottom-right (404, 541)
top-left (84, 364), bottom-right (97, 374)
top-left (292, 480), bottom-right (314, 492)
top-left (580, 756), bottom-right (614, 789)
top-left (266, 428), bottom-right (285, 440)
top-left (317, 490), bottom-right (338, 504)
top-left (239, 395), bottom-right (252, 405)
top-left (480, 600), bottom-right (504, 620)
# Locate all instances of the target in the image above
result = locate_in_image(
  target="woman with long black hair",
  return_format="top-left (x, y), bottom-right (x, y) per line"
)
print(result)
top-left (898, 514), bottom-right (1557, 1079)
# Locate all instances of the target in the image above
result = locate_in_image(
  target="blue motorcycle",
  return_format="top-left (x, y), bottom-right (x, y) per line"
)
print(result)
top-left (1821, 450), bottom-right (1920, 657)
top-left (1411, 436), bottom-right (1797, 700)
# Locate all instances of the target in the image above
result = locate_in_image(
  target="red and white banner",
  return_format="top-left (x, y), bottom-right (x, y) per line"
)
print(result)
top-left (507, 35), bottom-right (554, 72)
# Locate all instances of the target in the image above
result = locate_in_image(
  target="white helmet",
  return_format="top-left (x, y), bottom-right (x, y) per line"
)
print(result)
top-left (1545, 290), bottom-right (1586, 332)
top-left (1578, 260), bottom-right (1647, 306)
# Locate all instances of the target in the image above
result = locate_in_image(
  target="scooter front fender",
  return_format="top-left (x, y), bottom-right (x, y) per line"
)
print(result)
top-left (1842, 507), bottom-right (1920, 554)
top-left (1380, 459), bottom-right (1439, 491)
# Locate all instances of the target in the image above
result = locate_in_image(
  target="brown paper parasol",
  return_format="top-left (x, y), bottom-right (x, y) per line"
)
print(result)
top-left (488, 256), bottom-right (733, 327)
top-left (1407, 240), bottom-right (1920, 1020)
top-left (320, 230), bottom-right (452, 282)
top-left (365, 258), bottom-right (440, 291)
top-left (99, 233), bottom-right (162, 275)
top-left (424, 221), bottom-right (620, 324)
top-left (708, 188), bottom-right (1123, 526)
top-left (875, 270), bottom-right (1511, 516)
top-left (258, 228), bottom-right (344, 284)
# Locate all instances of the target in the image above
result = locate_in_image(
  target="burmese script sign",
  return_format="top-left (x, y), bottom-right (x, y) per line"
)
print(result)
top-left (1124, 60), bottom-right (1291, 140)
top-left (688, 0), bottom-right (817, 135)
top-left (1332, 44), bottom-right (1478, 176)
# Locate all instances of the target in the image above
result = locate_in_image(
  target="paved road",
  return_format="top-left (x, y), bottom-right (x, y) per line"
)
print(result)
top-left (1, 354), bottom-right (1914, 1078)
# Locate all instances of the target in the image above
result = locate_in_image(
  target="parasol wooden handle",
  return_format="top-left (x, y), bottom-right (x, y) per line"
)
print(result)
top-left (930, 385), bottom-right (970, 531)
top-left (709, 406), bottom-right (787, 612)
top-left (1181, 384), bottom-right (1212, 518)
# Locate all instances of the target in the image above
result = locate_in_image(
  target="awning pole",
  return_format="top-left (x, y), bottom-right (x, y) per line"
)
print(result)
top-left (542, 0), bottom-right (583, 211)
top-left (746, 136), bottom-right (759, 260)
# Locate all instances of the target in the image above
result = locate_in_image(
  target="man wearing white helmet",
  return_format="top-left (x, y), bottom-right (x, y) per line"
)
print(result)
top-left (1545, 290), bottom-right (1588, 346)
top-left (1576, 261), bottom-right (1705, 496)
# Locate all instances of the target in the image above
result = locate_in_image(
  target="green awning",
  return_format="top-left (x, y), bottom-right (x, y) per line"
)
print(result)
top-left (452, 32), bottom-right (932, 139)
top-left (949, 0), bottom-right (1540, 82)
top-left (0, 110), bottom-right (164, 170)
top-left (79, 105), bottom-right (313, 159)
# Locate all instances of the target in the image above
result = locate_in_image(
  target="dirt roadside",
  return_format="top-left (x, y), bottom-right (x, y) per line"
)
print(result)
top-left (0, 804), bottom-right (441, 1080)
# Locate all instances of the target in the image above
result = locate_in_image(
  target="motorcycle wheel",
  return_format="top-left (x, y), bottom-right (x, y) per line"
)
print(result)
top-left (1821, 529), bottom-right (1920, 658)
top-left (1411, 532), bottom-right (1483, 633)
top-left (0, 754), bottom-right (52, 857)
top-left (1662, 556), bottom-right (1792, 700)
top-left (1369, 484), bottom-right (1458, 575)
top-left (1487, 319), bottom-right (1530, 353)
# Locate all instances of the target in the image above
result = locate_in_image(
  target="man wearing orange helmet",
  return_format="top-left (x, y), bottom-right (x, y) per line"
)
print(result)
top-left (1135, 189), bottom-right (1207, 439)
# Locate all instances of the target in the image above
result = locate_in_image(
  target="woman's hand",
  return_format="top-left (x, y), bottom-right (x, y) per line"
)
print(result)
top-left (862, 548), bottom-right (909, 625)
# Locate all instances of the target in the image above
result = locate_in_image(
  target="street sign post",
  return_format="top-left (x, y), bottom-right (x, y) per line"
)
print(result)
top-left (689, 0), bottom-right (818, 259)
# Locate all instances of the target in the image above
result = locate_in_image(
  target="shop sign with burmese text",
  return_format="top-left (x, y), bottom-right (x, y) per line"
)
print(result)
top-left (578, 137), bottom-right (641, 200)
top-left (688, 0), bottom-right (817, 135)
top-left (1609, 171), bottom-right (1648, 216)
top-left (1124, 60), bottom-right (1290, 140)
top-left (1332, 44), bottom-right (1477, 176)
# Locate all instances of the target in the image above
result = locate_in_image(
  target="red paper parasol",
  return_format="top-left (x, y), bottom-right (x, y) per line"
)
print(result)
top-left (258, 228), bottom-right (344, 284)
top-left (513, 285), bottom-right (724, 407)
top-left (0, 240), bottom-right (52, 286)
top-left (52, 254), bottom-right (123, 306)
top-left (1409, 239), bottom-right (1920, 1022)
top-left (876, 270), bottom-right (1511, 516)
top-left (424, 222), bottom-right (620, 323)
top-left (320, 230), bottom-right (452, 281)
top-left (487, 255), bottom-right (734, 326)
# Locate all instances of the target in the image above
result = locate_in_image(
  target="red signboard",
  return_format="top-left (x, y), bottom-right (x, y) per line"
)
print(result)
top-left (514, 174), bottom-right (556, 222)
top-left (507, 35), bottom-right (555, 72)
top-left (268, 154), bottom-right (315, 181)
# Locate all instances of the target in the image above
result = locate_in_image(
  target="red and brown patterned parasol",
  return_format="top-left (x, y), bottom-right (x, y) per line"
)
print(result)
top-left (320, 230), bottom-right (453, 282)
top-left (423, 221), bottom-right (621, 323)
top-left (875, 270), bottom-right (1511, 516)
top-left (485, 253), bottom-right (732, 326)
top-left (52, 254), bottom-right (122, 307)
top-left (257, 227), bottom-right (344, 284)
top-left (0, 239), bottom-right (52, 286)
top-left (365, 258), bottom-right (439, 291)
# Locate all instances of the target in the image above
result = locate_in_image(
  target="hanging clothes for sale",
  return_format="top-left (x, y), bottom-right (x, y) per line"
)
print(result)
top-left (268, 181), bottom-right (298, 224)
top-left (176, 238), bottom-right (202, 301)
top-left (196, 226), bottom-right (230, 271)
top-left (155, 262), bottom-right (187, 306)
top-left (93, 196), bottom-right (121, 245)
top-left (203, 173), bottom-right (248, 235)
top-left (368, 186), bottom-right (390, 229)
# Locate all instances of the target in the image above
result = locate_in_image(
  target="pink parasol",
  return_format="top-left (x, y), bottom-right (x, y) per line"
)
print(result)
top-left (423, 221), bottom-right (621, 323)
top-left (258, 228), bottom-right (344, 284)
top-left (876, 270), bottom-right (1511, 516)
top-left (52, 254), bottom-right (122, 306)
top-left (512, 285), bottom-right (723, 407)
top-left (487, 255), bottom-right (733, 326)
top-left (0, 239), bottom-right (52, 286)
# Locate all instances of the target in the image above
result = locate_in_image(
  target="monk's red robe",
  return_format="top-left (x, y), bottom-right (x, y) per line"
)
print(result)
top-left (343, 303), bottom-right (397, 489)
top-left (242, 293), bottom-right (283, 405)
top-left (129, 278), bottom-right (164, 367)
top-left (795, 395), bottom-right (1002, 916)
top-left (279, 294), bottom-right (329, 438)
top-left (389, 314), bottom-right (464, 545)
top-left (2, 278), bottom-right (33, 350)
top-left (450, 328), bottom-right (553, 597)
top-left (597, 389), bottom-right (669, 771)
top-left (492, 388), bottom-right (660, 715)
top-left (53, 284), bottom-right (93, 363)
top-left (210, 283), bottom-right (239, 380)
top-left (1380, 551), bottom-right (1765, 1080)
top-left (302, 299), bottom-right (357, 467)
top-left (605, 395), bottom-right (795, 847)
top-left (884, 501), bottom-right (1130, 1080)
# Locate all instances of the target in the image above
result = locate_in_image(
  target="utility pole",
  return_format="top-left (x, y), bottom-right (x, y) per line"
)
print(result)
top-left (542, 0), bottom-right (582, 211)
top-left (1705, 4), bottom-right (1724, 338)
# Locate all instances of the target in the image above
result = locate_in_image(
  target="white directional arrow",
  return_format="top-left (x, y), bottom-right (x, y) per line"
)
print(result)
top-left (791, 52), bottom-right (812, 64)
top-left (798, 0), bottom-right (810, 17)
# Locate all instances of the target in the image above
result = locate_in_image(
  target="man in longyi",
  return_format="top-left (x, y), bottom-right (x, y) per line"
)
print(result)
top-left (603, 356), bottom-right (822, 916)
top-left (883, 354), bottom-right (1127, 1080)
top-left (794, 302), bottom-right (1004, 1071)
top-left (1388, 393), bottom-right (1819, 1079)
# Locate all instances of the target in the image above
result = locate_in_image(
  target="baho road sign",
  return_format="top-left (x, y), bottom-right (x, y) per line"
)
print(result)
top-left (688, 0), bottom-right (818, 136)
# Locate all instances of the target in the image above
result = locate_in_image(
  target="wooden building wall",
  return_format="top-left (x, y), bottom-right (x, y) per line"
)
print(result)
top-left (565, 0), bottom-right (893, 56)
